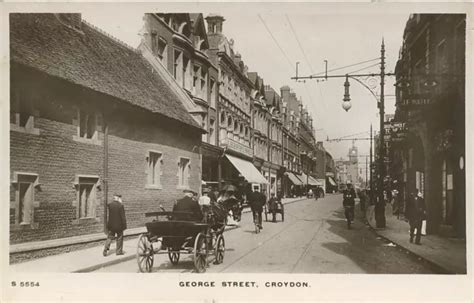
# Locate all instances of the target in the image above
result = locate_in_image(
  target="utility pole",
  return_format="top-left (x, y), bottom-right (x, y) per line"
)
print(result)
top-left (370, 124), bottom-right (373, 206)
top-left (366, 155), bottom-right (368, 188)
top-left (376, 39), bottom-right (386, 228)
top-left (291, 40), bottom-right (391, 228)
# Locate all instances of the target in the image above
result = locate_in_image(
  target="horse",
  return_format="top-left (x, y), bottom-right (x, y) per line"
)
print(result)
top-left (204, 197), bottom-right (242, 234)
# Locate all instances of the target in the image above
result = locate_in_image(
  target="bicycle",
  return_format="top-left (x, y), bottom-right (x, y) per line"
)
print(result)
top-left (252, 210), bottom-right (262, 234)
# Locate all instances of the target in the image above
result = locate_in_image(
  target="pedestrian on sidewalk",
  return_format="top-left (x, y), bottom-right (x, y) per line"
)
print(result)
top-left (103, 194), bottom-right (127, 256)
top-left (342, 182), bottom-right (356, 229)
top-left (268, 192), bottom-right (278, 222)
top-left (407, 190), bottom-right (426, 245)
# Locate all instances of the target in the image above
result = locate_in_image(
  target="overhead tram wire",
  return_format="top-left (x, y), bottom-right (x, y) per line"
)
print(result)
top-left (258, 14), bottom-right (294, 72)
top-left (347, 62), bottom-right (380, 75)
top-left (285, 14), bottom-right (328, 114)
top-left (258, 13), bottom-right (318, 125)
top-left (311, 57), bottom-right (380, 77)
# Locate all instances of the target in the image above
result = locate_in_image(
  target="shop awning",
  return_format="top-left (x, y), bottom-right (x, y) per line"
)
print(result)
top-left (285, 172), bottom-right (303, 185)
top-left (300, 172), bottom-right (321, 186)
top-left (327, 176), bottom-right (337, 186)
top-left (225, 154), bottom-right (268, 184)
top-left (309, 176), bottom-right (323, 186)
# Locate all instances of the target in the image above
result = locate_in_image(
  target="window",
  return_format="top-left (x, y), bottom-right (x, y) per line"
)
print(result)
top-left (183, 57), bottom-right (190, 89)
top-left (173, 50), bottom-right (182, 81)
top-left (79, 109), bottom-right (96, 139)
top-left (10, 90), bottom-right (39, 135)
top-left (147, 151), bottom-right (162, 188)
top-left (76, 176), bottom-right (98, 219)
top-left (193, 65), bottom-right (200, 95)
top-left (12, 173), bottom-right (39, 226)
top-left (178, 157), bottom-right (190, 188)
top-left (209, 119), bottom-right (216, 145)
top-left (210, 78), bottom-right (216, 108)
top-left (200, 68), bottom-right (207, 100)
top-left (202, 115), bottom-right (208, 143)
top-left (73, 108), bottom-right (101, 145)
top-left (157, 38), bottom-right (167, 62)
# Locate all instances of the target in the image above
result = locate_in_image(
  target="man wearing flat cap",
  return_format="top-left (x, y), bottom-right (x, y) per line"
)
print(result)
top-left (173, 189), bottom-right (203, 221)
top-left (103, 194), bottom-right (127, 256)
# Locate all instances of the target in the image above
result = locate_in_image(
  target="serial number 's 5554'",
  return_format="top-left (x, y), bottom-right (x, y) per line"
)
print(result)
top-left (11, 281), bottom-right (40, 287)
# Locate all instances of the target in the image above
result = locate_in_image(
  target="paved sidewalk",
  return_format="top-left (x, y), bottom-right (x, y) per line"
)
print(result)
top-left (10, 196), bottom-right (306, 273)
top-left (366, 205), bottom-right (466, 274)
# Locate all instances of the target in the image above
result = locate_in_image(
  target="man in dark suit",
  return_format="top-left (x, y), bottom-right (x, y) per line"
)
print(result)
top-left (343, 182), bottom-right (356, 229)
top-left (248, 187), bottom-right (266, 230)
top-left (173, 189), bottom-right (203, 221)
top-left (407, 190), bottom-right (426, 245)
top-left (103, 194), bottom-right (127, 256)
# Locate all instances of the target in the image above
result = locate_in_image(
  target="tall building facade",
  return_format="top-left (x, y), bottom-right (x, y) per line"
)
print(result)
top-left (140, 13), bottom-right (221, 188)
top-left (392, 14), bottom-right (466, 237)
top-left (205, 15), bottom-right (267, 193)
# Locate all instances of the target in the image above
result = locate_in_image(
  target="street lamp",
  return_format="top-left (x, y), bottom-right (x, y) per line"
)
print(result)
top-left (291, 39), bottom-right (393, 228)
top-left (342, 75), bottom-right (352, 112)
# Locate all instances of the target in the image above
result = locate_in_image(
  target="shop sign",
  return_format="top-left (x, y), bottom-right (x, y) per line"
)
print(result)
top-left (400, 94), bottom-right (435, 109)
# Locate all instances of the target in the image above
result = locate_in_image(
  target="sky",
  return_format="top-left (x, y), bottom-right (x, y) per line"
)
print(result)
top-left (82, 5), bottom-right (409, 178)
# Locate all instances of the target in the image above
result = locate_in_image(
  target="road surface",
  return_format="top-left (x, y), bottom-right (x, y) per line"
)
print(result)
top-left (93, 194), bottom-right (436, 274)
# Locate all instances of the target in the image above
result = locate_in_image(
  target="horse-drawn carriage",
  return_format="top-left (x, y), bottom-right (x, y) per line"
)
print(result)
top-left (136, 199), bottom-right (241, 273)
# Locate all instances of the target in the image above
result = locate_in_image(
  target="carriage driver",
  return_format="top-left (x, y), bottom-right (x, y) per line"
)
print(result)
top-left (173, 189), bottom-right (203, 222)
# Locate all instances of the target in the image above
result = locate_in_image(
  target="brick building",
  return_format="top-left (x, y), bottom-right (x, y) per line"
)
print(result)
top-left (205, 15), bottom-right (267, 194)
top-left (392, 14), bottom-right (466, 237)
top-left (279, 86), bottom-right (304, 197)
top-left (139, 13), bottom-right (221, 188)
top-left (248, 73), bottom-right (284, 196)
top-left (10, 14), bottom-right (203, 245)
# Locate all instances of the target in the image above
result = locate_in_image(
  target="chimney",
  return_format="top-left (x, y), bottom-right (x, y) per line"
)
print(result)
top-left (234, 52), bottom-right (241, 66)
top-left (205, 14), bottom-right (225, 34)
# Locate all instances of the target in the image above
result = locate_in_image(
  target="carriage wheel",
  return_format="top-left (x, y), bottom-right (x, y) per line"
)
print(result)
top-left (137, 234), bottom-right (154, 273)
top-left (214, 234), bottom-right (225, 264)
top-left (168, 248), bottom-right (180, 265)
top-left (193, 233), bottom-right (207, 273)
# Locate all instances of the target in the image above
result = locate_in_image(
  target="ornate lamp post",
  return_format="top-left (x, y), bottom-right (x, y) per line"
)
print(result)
top-left (292, 39), bottom-right (393, 228)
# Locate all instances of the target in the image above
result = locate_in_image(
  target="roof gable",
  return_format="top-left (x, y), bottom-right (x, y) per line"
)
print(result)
top-left (10, 13), bottom-right (201, 130)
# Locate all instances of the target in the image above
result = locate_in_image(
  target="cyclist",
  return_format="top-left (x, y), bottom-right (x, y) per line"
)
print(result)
top-left (248, 187), bottom-right (265, 231)
top-left (343, 181), bottom-right (356, 229)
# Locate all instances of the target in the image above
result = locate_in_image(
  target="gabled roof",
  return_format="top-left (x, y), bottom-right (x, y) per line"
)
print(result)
top-left (10, 13), bottom-right (201, 130)
top-left (189, 13), bottom-right (209, 50)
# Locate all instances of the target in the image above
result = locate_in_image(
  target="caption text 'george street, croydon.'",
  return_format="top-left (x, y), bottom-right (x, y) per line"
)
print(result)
top-left (179, 281), bottom-right (310, 288)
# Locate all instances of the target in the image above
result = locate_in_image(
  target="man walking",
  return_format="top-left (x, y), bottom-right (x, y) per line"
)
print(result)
top-left (407, 190), bottom-right (426, 245)
top-left (103, 194), bottom-right (127, 256)
top-left (268, 192), bottom-right (279, 222)
top-left (342, 182), bottom-right (356, 229)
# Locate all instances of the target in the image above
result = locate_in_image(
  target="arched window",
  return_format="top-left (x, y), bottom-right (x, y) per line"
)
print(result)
top-left (220, 111), bottom-right (226, 125)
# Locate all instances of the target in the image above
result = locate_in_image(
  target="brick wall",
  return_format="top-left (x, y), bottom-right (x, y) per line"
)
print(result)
top-left (107, 109), bottom-right (201, 228)
top-left (10, 68), bottom-right (201, 244)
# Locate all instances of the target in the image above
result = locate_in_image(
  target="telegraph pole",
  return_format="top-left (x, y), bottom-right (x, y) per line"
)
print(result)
top-left (370, 124), bottom-right (373, 205)
top-left (376, 39), bottom-right (386, 228)
top-left (291, 40), bottom-right (391, 228)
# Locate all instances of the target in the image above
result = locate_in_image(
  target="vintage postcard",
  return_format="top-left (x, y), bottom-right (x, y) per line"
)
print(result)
top-left (1, 1), bottom-right (472, 302)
